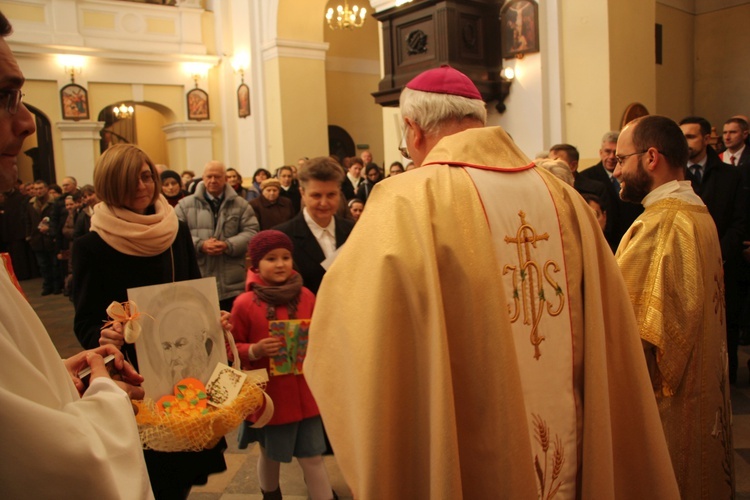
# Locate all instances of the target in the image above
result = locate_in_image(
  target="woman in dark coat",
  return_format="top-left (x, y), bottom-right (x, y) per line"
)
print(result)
top-left (249, 178), bottom-right (294, 230)
top-left (73, 144), bottom-right (226, 500)
top-left (355, 163), bottom-right (384, 204)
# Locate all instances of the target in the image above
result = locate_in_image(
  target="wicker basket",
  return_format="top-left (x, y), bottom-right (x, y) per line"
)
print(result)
top-left (133, 329), bottom-right (273, 452)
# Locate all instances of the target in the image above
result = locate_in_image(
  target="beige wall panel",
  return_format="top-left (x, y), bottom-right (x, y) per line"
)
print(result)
top-left (89, 82), bottom-right (133, 121)
top-left (608, 0), bottom-right (656, 129)
top-left (560, 0), bottom-right (612, 155)
top-left (134, 105), bottom-right (168, 166)
top-left (263, 57), bottom-right (284, 170)
top-left (146, 18), bottom-right (176, 35)
top-left (0, 2), bottom-right (45, 22)
top-left (277, 0), bottom-right (326, 41)
top-left (324, 12), bottom-right (379, 60)
top-left (655, 4), bottom-right (694, 121)
top-left (325, 70), bottom-right (383, 165)
top-left (82, 11), bottom-right (116, 30)
top-left (694, 4), bottom-right (750, 127)
top-left (278, 57), bottom-right (329, 165)
top-left (142, 85), bottom-right (183, 122)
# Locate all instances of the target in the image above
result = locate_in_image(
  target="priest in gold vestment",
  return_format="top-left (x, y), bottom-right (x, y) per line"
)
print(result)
top-left (305, 67), bottom-right (679, 499)
top-left (615, 115), bottom-right (734, 499)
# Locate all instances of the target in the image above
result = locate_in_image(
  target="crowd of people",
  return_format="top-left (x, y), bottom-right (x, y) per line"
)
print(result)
top-left (0, 7), bottom-right (743, 499)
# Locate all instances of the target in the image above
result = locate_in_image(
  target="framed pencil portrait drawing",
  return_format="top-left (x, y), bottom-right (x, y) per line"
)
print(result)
top-left (501, 0), bottom-right (540, 59)
top-left (129, 277), bottom-right (227, 399)
top-left (237, 83), bottom-right (250, 118)
top-left (60, 83), bottom-right (89, 121)
top-left (187, 88), bottom-right (210, 121)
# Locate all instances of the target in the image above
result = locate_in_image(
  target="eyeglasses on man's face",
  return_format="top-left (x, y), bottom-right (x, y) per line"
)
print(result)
top-left (615, 150), bottom-right (647, 165)
top-left (398, 126), bottom-right (411, 160)
top-left (0, 89), bottom-right (24, 115)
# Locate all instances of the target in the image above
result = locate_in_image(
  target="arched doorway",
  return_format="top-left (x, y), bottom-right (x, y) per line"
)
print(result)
top-left (97, 102), bottom-right (172, 166)
top-left (328, 125), bottom-right (355, 163)
top-left (21, 104), bottom-right (55, 185)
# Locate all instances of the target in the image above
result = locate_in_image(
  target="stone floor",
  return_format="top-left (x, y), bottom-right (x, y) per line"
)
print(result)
top-left (21, 276), bottom-right (750, 499)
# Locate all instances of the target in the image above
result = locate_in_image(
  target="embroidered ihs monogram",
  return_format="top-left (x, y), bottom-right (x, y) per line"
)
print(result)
top-left (503, 211), bottom-right (565, 359)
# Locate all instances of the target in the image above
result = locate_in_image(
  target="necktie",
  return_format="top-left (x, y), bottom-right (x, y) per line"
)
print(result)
top-left (731, 155), bottom-right (736, 166)
top-left (611, 176), bottom-right (621, 193)
top-left (689, 164), bottom-right (702, 185)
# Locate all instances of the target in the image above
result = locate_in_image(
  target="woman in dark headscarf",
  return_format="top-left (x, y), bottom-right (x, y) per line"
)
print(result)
top-left (160, 169), bottom-right (185, 207)
top-left (355, 163), bottom-right (384, 204)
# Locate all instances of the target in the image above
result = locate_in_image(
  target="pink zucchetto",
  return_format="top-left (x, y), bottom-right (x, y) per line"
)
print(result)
top-left (405, 64), bottom-right (482, 100)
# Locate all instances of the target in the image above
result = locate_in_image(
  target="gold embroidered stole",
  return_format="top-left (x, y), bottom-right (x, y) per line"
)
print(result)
top-left (467, 167), bottom-right (578, 499)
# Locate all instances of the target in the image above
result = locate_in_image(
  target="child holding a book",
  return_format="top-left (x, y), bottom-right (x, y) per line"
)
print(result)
top-left (231, 230), bottom-right (335, 500)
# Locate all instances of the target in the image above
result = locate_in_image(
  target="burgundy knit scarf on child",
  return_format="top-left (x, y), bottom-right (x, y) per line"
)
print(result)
top-left (250, 272), bottom-right (303, 320)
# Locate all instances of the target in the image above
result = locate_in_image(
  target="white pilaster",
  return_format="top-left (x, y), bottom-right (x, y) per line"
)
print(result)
top-left (163, 121), bottom-right (216, 172)
top-left (56, 121), bottom-right (104, 184)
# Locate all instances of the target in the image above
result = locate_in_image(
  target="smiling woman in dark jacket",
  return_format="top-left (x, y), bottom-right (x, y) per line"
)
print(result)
top-left (73, 144), bottom-right (226, 500)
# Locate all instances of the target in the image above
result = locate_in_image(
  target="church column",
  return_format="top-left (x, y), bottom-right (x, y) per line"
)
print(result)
top-left (162, 121), bottom-right (216, 173)
top-left (56, 121), bottom-right (104, 185)
top-left (261, 38), bottom-right (330, 167)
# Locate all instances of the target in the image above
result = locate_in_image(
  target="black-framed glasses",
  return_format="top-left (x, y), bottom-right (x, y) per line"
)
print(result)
top-left (615, 150), bottom-right (647, 165)
top-left (0, 89), bottom-right (24, 115)
top-left (398, 126), bottom-right (411, 160)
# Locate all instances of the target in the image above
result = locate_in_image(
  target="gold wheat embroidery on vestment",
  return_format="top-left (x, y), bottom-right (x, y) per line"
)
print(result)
top-left (532, 413), bottom-right (565, 499)
top-left (503, 211), bottom-right (565, 359)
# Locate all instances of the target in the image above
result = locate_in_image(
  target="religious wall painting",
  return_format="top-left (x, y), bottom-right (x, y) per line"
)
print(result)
top-left (501, 0), bottom-right (540, 59)
top-left (502, 210), bottom-right (565, 359)
top-left (187, 88), bottom-right (209, 121)
top-left (60, 83), bottom-right (89, 120)
top-left (237, 83), bottom-right (250, 118)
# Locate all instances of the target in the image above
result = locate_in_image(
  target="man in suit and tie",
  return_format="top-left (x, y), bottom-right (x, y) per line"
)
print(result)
top-left (720, 117), bottom-right (750, 168)
top-left (680, 116), bottom-right (747, 383)
top-left (274, 157), bottom-right (355, 295)
top-left (579, 131), bottom-right (643, 251)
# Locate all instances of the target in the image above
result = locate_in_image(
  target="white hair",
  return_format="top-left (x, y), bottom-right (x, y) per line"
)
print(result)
top-left (601, 131), bottom-right (619, 144)
top-left (535, 158), bottom-right (574, 186)
top-left (400, 87), bottom-right (487, 136)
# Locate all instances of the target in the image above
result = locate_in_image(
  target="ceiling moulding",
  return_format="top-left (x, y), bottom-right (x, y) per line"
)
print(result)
top-left (8, 42), bottom-right (220, 66)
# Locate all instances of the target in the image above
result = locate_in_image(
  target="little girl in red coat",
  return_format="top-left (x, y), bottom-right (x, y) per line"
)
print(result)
top-left (231, 230), bottom-right (335, 500)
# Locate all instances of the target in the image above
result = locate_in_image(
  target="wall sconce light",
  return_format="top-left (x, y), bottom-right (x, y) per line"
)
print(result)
top-left (183, 62), bottom-right (211, 88)
top-left (501, 67), bottom-right (516, 81)
top-left (58, 54), bottom-right (85, 83)
top-left (231, 53), bottom-right (249, 83)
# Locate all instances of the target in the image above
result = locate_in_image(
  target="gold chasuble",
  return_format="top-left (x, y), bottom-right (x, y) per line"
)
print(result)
top-left (305, 127), bottom-right (679, 500)
top-left (616, 194), bottom-right (735, 499)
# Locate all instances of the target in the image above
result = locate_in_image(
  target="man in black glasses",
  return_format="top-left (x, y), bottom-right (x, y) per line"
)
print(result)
top-left (305, 65), bottom-right (679, 499)
top-left (615, 115), bottom-right (734, 498)
top-left (0, 11), bottom-right (154, 497)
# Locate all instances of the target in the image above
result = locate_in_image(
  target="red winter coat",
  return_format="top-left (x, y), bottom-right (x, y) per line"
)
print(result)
top-left (230, 271), bottom-right (319, 426)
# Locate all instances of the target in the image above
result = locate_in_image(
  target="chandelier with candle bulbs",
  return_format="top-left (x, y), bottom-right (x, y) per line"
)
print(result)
top-left (113, 103), bottom-right (134, 120)
top-left (325, 0), bottom-right (367, 30)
